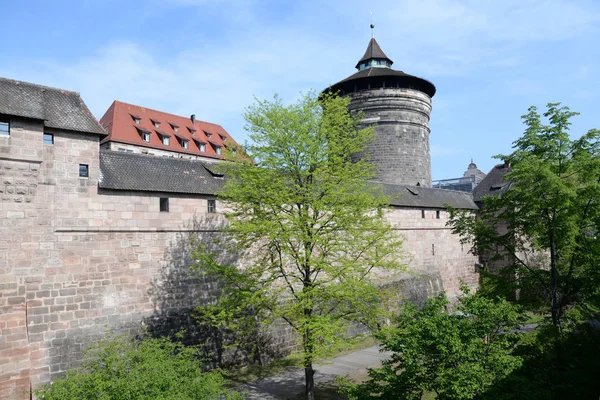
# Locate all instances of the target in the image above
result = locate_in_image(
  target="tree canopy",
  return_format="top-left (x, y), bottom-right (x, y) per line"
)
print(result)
top-left (344, 289), bottom-right (523, 400)
top-left (192, 91), bottom-right (406, 400)
top-left (449, 103), bottom-right (600, 327)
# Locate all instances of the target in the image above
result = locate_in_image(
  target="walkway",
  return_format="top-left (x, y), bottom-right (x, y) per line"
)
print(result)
top-left (241, 345), bottom-right (391, 399)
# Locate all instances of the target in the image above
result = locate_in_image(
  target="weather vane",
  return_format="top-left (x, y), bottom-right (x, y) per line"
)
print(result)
top-left (370, 10), bottom-right (375, 38)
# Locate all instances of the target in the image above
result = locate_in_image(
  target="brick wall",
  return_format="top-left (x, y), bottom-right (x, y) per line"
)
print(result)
top-left (0, 116), bottom-right (478, 399)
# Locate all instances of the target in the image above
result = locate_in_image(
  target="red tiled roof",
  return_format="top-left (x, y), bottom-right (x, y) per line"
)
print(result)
top-left (99, 100), bottom-right (237, 160)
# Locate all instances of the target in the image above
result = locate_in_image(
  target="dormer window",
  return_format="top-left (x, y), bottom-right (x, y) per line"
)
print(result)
top-left (135, 126), bottom-right (152, 142)
top-left (170, 123), bottom-right (179, 133)
top-left (218, 133), bottom-right (227, 142)
top-left (203, 130), bottom-right (212, 139)
top-left (177, 137), bottom-right (188, 149)
top-left (188, 127), bottom-right (196, 135)
top-left (215, 146), bottom-right (222, 155)
top-left (162, 136), bottom-right (170, 146)
top-left (151, 119), bottom-right (160, 129)
top-left (130, 114), bottom-right (142, 124)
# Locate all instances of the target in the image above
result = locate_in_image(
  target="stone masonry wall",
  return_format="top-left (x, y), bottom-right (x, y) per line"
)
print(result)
top-left (100, 141), bottom-right (221, 164)
top-left (347, 88), bottom-right (433, 187)
top-left (0, 116), bottom-right (478, 399)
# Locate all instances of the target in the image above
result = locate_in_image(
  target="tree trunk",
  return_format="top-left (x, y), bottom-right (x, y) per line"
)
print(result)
top-left (549, 230), bottom-right (560, 328)
top-left (305, 363), bottom-right (315, 400)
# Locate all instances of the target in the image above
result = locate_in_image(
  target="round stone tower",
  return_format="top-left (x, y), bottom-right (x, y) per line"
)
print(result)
top-left (324, 36), bottom-right (436, 187)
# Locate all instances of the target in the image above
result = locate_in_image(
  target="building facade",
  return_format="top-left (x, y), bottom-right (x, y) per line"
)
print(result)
top-left (0, 37), bottom-right (479, 400)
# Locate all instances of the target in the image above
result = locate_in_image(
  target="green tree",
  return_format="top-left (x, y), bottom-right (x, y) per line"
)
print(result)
top-left (35, 335), bottom-right (243, 400)
top-left (344, 289), bottom-right (523, 400)
top-left (449, 103), bottom-right (600, 327)
top-left (192, 92), bottom-right (406, 400)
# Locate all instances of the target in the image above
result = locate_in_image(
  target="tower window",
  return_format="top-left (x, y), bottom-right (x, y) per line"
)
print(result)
top-left (207, 199), bottom-right (216, 213)
top-left (79, 164), bottom-right (89, 178)
top-left (160, 198), bottom-right (169, 212)
top-left (0, 118), bottom-right (9, 136)
top-left (43, 132), bottom-right (54, 145)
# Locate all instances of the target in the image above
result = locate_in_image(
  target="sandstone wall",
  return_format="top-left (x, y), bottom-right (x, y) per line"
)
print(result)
top-left (0, 117), bottom-right (478, 399)
top-left (347, 88), bottom-right (433, 187)
top-left (101, 141), bottom-right (221, 164)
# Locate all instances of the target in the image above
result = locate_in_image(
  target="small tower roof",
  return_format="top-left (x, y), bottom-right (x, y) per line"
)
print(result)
top-left (355, 38), bottom-right (393, 69)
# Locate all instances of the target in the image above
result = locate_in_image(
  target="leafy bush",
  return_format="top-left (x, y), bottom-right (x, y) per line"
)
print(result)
top-left (35, 334), bottom-right (244, 400)
top-left (344, 289), bottom-right (523, 400)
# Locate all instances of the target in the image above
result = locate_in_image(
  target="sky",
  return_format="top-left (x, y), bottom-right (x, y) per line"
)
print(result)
top-left (1, 0), bottom-right (599, 180)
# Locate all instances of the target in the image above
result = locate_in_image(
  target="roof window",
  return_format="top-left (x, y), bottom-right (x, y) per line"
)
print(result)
top-left (130, 114), bottom-right (142, 124)
top-left (169, 123), bottom-right (179, 132)
top-left (151, 119), bottom-right (160, 128)
top-left (188, 127), bottom-right (196, 135)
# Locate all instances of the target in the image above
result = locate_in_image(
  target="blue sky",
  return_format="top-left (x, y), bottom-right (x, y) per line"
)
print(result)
top-left (1, 0), bottom-right (599, 179)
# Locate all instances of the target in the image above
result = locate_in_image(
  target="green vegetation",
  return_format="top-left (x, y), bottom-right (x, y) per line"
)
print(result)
top-left (449, 103), bottom-right (600, 327)
top-left (192, 91), bottom-right (405, 400)
top-left (35, 335), bottom-right (243, 400)
top-left (342, 289), bottom-right (523, 400)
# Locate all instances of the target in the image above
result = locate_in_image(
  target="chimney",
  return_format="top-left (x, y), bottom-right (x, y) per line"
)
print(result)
top-left (190, 114), bottom-right (196, 126)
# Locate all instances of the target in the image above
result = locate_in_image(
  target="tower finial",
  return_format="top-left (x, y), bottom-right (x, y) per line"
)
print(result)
top-left (370, 10), bottom-right (375, 38)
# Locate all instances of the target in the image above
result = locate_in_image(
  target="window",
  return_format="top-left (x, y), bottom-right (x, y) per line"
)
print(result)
top-left (43, 132), bottom-right (54, 145)
top-left (207, 199), bottom-right (216, 213)
top-left (421, 210), bottom-right (425, 219)
top-left (182, 140), bottom-right (188, 149)
top-left (155, 122), bottom-right (160, 128)
top-left (143, 132), bottom-right (150, 142)
top-left (436, 210), bottom-right (441, 219)
top-left (160, 198), bottom-right (169, 212)
top-left (79, 164), bottom-right (89, 178)
top-left (199, 143), bottom-right (206, 152)
top-left (215, 146), bottom-right (222, 155)
top-left (432, 244), bottom-right (435, 256)
top-left (0, 118), bottom-right (9, 136)
top-left (162, 136), bottom-right (170, 146)
top-left (135, 118), bottom-right (140, 124)
top-left (174, 127), bottom-right (178, 132)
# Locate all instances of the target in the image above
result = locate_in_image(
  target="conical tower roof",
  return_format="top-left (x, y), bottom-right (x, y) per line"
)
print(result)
top-left (355, 38), bottom-right (393, 69)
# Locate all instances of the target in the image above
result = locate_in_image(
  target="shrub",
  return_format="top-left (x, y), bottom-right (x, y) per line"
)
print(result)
top-left (35, 334), bottom-right (244, 400)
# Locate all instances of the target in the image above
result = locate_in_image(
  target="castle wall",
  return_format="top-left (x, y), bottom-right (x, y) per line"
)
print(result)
top-left (0, 117), bottom-right (478, 399)
top-left (347, 88), bottom-right (433, 187)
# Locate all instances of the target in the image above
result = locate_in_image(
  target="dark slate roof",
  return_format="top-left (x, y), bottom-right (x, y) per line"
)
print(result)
top-left (99, 151), bottom-right (224, 195)
top-left (383, 184), bottom-right (478, 210)
top-left (472, 163), bottom-right (512, 202)
top-left (325, 67), bottom-right (437, 98)
top-left (356, 38), bottom-right (393, 68)
top-left (0, 77), bottom-right (106, 135)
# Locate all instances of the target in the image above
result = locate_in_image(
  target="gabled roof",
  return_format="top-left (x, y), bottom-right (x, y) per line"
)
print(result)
top-left (472, 163), bottom-right (512, 203)
top-left (0, 77), bottom-right (106, 135)
top-left (99, 100), bottom-right (237, 160)
top-left (99, 150), bottom-right (224, 195)
top-left (356, 38), bottom-right (393, 68)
